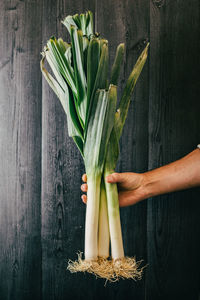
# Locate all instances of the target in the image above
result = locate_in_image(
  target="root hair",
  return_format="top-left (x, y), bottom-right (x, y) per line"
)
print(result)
top-left (67, 253), bottom-right (146, 282)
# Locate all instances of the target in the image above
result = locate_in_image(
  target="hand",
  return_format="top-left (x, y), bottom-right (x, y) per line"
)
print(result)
top-left (81, 149), bottom-right (200, 207)
top-left (81, 172), bottom-right (148, 207)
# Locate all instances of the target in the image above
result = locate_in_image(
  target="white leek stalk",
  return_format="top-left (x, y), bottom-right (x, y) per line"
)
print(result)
top-left (98, 180), bottom-right (110, 258)
top-left (104, 174), bottom-right (124, 259)
top-left (84, 173), bottom-right (101, 260)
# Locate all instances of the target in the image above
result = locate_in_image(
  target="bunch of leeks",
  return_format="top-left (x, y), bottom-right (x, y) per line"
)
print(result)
top-left (41, 11), bottom-right (149, 281)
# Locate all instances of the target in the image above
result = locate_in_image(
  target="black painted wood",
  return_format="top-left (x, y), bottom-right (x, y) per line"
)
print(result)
top-left (147, 0), bottom-right (200, 299)
top-left (0, 0), bottom-right (200, 299)
top-left (0, 1), bottom-right (42, 299)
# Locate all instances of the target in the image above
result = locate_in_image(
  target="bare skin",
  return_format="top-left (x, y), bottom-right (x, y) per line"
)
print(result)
top-left (81, 148), bottom-right (200, 207)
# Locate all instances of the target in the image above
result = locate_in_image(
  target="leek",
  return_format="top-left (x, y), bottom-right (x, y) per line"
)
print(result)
top-left (40, 11), bottom-right (149, 281)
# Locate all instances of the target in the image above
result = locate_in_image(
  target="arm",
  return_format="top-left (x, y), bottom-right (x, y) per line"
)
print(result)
top-left (81, 148), bottom-right (200, 207)
top-left (144, 148), bottom-right (200, 198)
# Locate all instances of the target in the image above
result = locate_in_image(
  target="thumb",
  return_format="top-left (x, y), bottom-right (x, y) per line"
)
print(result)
top-left (106, 172), bottom-right (124, 183)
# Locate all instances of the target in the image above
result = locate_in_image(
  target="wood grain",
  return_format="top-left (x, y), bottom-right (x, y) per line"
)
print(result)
top-left (1, 0), bottom-right (200, 299)
top-left (0, 0), bottom-right (42, 299)
top-left (147, 0), bottom-right (200, 298)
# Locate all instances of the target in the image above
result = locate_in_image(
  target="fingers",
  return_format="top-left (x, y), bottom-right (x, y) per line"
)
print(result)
top-left (82, 173), bottom-right (87, 182)
top-left (81, 183), bottom-right (88, 192)
top-left (81, 174), bottom-right (87, 204)
top-left (106, 172), bottom-right (124, 183)
top-left (81, 194), bottom-right (87, 204)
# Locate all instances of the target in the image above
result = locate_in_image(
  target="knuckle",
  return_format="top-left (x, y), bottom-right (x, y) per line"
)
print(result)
top-left (112, 172), bottom-right (119, 180)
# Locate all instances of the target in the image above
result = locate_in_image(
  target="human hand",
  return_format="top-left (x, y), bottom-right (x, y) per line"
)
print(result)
top-left (81, 172), bottom-right (148, 207)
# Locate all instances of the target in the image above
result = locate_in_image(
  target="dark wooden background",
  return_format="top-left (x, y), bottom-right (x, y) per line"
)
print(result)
top-left (0, 0), bottom-right (200, 299)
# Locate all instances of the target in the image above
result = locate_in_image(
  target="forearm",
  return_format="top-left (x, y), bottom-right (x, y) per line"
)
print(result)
top-left (144, 149), bottom-right (200, 198)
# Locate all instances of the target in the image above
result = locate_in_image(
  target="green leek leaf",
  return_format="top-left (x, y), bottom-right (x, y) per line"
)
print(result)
top-left (73, 14), bottom-right (81, 28)
top-left (62, 11), bottom-right (94, 39)
top-left (47, 37), bottom-right (77, 96)
top-left (105, 43), bottom-right (149, 171)
top-left (85, 11), bottom-right (93, 37)
top-left (84, 85), bottom-right (117, 171)
top-left (70, 25), bottom-right (87, 125)
top-left (62, 15), bottom-right (78, 33)
top-left (83, 36), bottom-right (89, 75)
top-left (40, 54), bottom-right (84, 152)
top-left (115, 42), bottom-right (149, 140)
top-left (86, 38), bottom-right (101, 114)
top-left (110, 43), bottom-right (125, 86)
top-left (85, 40), bottom-right (109, 131)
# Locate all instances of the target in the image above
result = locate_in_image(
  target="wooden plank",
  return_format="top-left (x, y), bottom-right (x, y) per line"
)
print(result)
top-left (147, 0), bottom-right (200, 298)
top-left (0, 0), bottom-right (42, 299)
top-left (94, 1), bottom-right (149, 299)
top-left (41, 1), bottom-right (97, 299)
